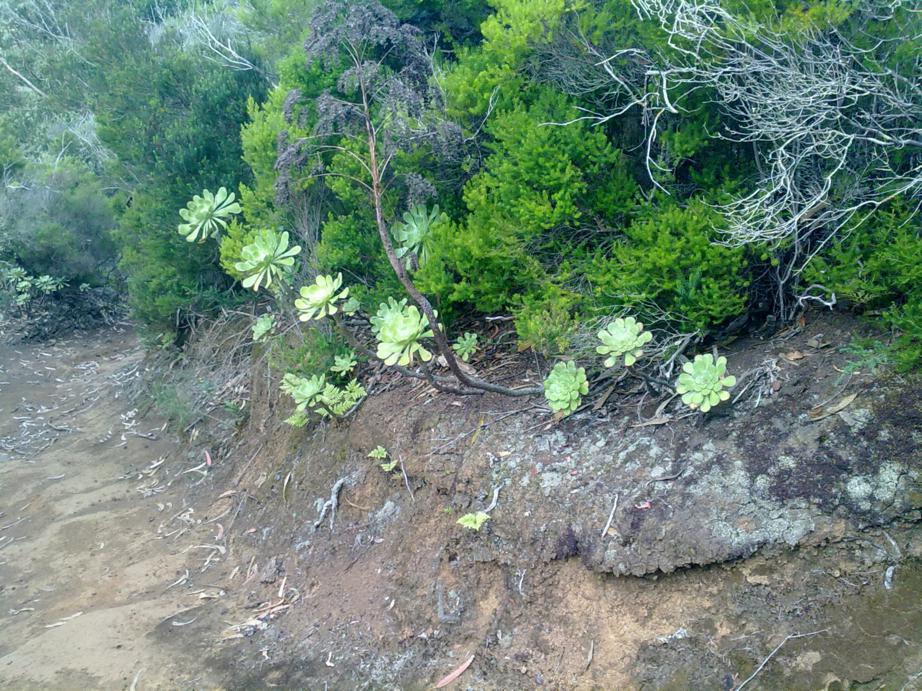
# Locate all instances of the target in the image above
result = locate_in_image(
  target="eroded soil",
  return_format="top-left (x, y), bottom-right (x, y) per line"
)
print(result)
top-left (0, 323), bottom-right (921, 690)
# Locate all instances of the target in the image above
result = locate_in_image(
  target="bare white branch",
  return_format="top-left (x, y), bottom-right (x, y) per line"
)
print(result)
top-left (556, 0), bottom-right (920, 318)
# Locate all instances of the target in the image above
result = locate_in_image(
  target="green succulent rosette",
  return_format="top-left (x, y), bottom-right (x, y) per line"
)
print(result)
top-left (543, 361), bottom-right (589, 416)
top-left (370, 297), bottom-right (408, 336)
top-left (452, 332), bottom-right (478, 362)
top-left (330, 352), bottom-right (357, 374)
top-left (675, 354), bottom-right (736, 412)
top-left (392, 204), bottom-right (441, 269)
top-left (280, 373), bottom-right (326, 411)
top-left (375, 303), bottom-right (435, 366)
top-left (251, 314), bottom-right (275, 342)
top-left (294, 273), bottom-right (349, 321)
top-left (234, 229), bottom-right (301, 291)
top-left (596, 316), bottom-right (653, 367)
top-left (178, 187), bottom-right (241, 243)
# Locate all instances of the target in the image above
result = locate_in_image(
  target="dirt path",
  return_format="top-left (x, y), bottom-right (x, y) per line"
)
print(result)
top-left (0, 329), bottom-right (222, 689)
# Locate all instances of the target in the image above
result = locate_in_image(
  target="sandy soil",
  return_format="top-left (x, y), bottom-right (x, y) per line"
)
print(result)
top-left (0, 329), bottom-right (224, 689)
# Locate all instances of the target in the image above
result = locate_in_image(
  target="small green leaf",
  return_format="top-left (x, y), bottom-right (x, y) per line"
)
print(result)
top-left (456, 511), bottom-right (491, 531)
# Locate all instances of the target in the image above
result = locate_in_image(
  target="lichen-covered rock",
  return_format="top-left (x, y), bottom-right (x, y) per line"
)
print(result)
top-left (480, 382), bottom-right (921, 575)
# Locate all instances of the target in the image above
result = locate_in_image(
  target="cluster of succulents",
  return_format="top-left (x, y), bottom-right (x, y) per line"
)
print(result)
top-left (675, 354), bottom-right (736, 412)
top-left (280, 372), bottom-right (365, 425)
top-left (596, 316), bottom-right (652, 368)
top-left (177, 187), bottom-right (241, 243)
top-left (240, 233), bottom-right (738, 423)
top-left (543, 361), bottom-right (589, 416)
top-left (375, 302), bottom-right (435, 366)
top-left (1, 267), bottom-right (66, 306)
top-left (234, 229), bottom-right (301, 291)
top-left (452, 332), bottom-right (479, 362)
top-left (294, 273), bottom-right (349, 321)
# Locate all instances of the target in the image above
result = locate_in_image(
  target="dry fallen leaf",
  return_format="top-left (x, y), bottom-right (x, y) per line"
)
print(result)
top-left (808, 393), bottom-right (857, 421)
top-left (631, 417), bottom-right (672, 428)
top-left (435, 654), bottom-right (475, 688)
top-left (783, 350), bottom-right (806, 361)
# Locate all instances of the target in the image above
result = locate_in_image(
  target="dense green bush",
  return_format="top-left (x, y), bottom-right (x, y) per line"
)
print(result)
top-left (89, 12), bottom-right (266, 329)
top-left (804, 204), bottom-right (922, 310)
top-left (888, 300), bottom-right (922, 372)
top-left (3, 0), bottom-right (916, 383)
top-left (583, 200), bottom-right (750, 331)
top-left (0, 158), bottom-right (116, 284)
top-left (419, 87), bottom-right (637, 310)
top-left (805, 204), bottom-right (922, 369)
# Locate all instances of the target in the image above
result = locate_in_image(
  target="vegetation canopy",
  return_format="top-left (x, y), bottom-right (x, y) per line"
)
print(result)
top-left (1, 0), bottom-right (918, 421)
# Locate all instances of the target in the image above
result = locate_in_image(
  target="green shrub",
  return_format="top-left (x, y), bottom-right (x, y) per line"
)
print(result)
top-left (267, 327), bottom-right (342, 378)
top-left (888, 299), bottom-right (922, 371)
top-left (513, 286), bottom-right (579, 356)
top-left (115, 189), bottom-right (237, 328)
top-left (0, 158), bottom-right (117, 285)
top-left (804, 203), bottom-right (922, 310)
top-left (804, 203), bottom-right (922, 370)
top-left (583, 200), bottom-right (749, 331)
top-left (419, 87), bottom-right (638, 315)
top-left (98, 45), bottom-right (266, 329)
